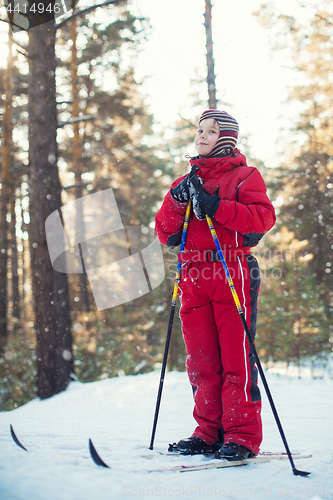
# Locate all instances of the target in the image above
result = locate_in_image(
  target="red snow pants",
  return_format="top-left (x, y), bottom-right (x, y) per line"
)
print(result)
top-left (178, 255), bottom-right (262, 455)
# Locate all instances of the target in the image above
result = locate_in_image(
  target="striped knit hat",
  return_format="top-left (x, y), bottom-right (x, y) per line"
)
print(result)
top-left (198, 109), bottom-right (239, 157)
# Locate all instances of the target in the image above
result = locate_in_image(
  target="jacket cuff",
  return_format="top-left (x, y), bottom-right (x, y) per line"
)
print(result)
top-left (214, 199), bottom-right (226, 222)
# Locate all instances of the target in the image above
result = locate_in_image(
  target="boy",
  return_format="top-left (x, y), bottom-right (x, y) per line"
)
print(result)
top-left (155, 110), bottom-right (276, 460)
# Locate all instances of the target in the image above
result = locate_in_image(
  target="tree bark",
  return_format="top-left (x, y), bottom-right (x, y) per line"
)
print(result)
top-left (28, 17), bottom-right (73, 399)
top-left (0, 25), bottom-right (13, 354)
top-left (204, 0), bottom-right (217, 109)
top-left (70, 10), bottom-right (90, 312)
top-left (10, 190), bottom-right (20, 319)
top-left (19, 189), bottom-right (27, 321)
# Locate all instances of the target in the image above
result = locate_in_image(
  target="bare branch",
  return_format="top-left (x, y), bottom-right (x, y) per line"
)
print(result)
top-left (314, 12), bottom-right (333, 27)
top-left (57, 114), bottom-right (94, 128)
top-left (295, 0), bottom-right (333, 26)
top-left (57, 100), bottom-right (74, 105)
top-left (295, 0), bottom-right (310, 9)
top-left (17, 74), bottom-right (28, 83)
top-left (16, 48), bottom-right (28, 58)
top-left (13, 39), bottom-right (28, 51)
top-left (0, 16), bottom-right (27, 31)
top-left (179, 116), bottom-right (197, 128)
top-left (62, 182), bottom-right (83, 190)
top-left (55, 0), bottom-right (126, 30)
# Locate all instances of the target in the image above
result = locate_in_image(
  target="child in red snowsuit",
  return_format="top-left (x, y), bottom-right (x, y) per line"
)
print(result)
top-left (155, 110), bottom-right (276, 460)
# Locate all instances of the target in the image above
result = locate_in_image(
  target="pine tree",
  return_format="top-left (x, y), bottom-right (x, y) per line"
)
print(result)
top-left (254, 2), bottom-right (333, 361)
top-left (54, 6), bottom-right (179, 380)
top-left (0, 0), bottom-right (172, 404)
top-left (204, 0), bottom-right (217, 109)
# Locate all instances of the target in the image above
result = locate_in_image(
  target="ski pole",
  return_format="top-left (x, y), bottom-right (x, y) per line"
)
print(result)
top-left (149, 201), bottom-right (192, 450)
top-left (206, 215), bottom-right (310, 477)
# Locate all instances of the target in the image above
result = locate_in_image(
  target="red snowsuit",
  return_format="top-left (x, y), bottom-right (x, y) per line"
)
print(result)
top-left (155, 150), bottom-right (276, 455)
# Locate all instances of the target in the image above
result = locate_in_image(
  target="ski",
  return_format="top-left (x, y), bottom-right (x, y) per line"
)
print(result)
top-left (10, 426), bottom-right (311, 474)
top-left (142, 450), bottom-right (309, 459)
top-left (89, 439), bottom-right (110, 468)
top-left (10, 425), bottom-right (28, 451)
top-left (88, 438), bottom-right (311, 473)
top-left (145, 454), bottom-right (312, 473)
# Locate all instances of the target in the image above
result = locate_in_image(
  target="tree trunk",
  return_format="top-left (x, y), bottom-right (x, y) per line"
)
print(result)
top-left (19, 189), bottom-right (27, 321)
top-left (28, 18), bottom-right (73, 399)
top-left (0, 26), bottom-right (14, 354)
top-left (10, 190), bottom-right (20, 320)
top-left (70, 12), bottom-right (90, 312)
top-left (0, 190), bottom-right (9, 353)
top-left (204, 0), bottom-right (217, 109)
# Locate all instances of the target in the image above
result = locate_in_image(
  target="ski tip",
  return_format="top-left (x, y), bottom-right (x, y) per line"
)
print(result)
top-left (10, 425), bottom-right (28, 451)
top-left (88, 439), bottom-right (111, 469)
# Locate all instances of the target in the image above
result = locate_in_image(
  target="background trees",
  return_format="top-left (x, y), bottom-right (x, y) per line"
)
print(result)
top-left (254, 1), bottom-right (333, 366)
top-left (0, 0), bottom-right (333, 411)
top-left (0, 0), bottom-right (175, 409)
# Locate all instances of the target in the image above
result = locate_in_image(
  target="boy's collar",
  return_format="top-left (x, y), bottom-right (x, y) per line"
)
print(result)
top-left (188, 149), bottom-right (246, 174)
top-left (190, 148), bottom-right (239, 162)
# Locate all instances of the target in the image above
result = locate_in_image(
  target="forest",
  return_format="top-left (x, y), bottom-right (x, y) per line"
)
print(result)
top-left (0, 0), bottom-right (332, 411)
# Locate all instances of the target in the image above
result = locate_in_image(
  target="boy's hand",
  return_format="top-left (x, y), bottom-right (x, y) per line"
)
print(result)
top-left (170, 176), bottom-right (192, 203)
top-left (188, 168), bottom-right (204, 197)
top-left (193, 188), bottom-right (220, 220)
top-left (171, 166), bottom-right (204, 203)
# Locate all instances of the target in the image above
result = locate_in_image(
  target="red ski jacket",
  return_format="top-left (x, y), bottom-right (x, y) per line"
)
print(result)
top-left (155, 149), bottom-right (276, 256)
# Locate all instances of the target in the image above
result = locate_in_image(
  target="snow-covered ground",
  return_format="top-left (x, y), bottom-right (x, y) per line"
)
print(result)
top-left (0, 369), bottom-right (332, 500)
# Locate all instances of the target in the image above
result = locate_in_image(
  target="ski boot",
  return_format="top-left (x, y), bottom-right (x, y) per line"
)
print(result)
top-left (168, 436), bottom-right (221, 455)
top-left (215, 442), bottom-right (256, 461)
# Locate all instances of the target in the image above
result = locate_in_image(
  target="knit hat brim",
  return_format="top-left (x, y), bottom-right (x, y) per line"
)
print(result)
top-left (199, 110), bottom-right (239, 157)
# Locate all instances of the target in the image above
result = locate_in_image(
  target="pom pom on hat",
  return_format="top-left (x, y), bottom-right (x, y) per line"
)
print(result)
top-left (199, 110), bottom-right (239, 157)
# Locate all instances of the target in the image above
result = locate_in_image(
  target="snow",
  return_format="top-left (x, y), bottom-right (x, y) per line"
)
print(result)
top-left (0, 370), bottom-right (333, 500)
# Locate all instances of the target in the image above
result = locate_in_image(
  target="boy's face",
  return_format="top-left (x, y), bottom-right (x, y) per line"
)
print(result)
top-left (194, 118), bottom-right (220, 156)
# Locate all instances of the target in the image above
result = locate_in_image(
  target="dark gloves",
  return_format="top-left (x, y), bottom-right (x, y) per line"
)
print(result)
top-left (171, 166), bottom-right (204, 203)
top-left (170, 176), bottom-right (191, 203)
top-left (170, 164), bottom-right (220, 220)
top-left (192, 188), bottom-right (221, 220)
